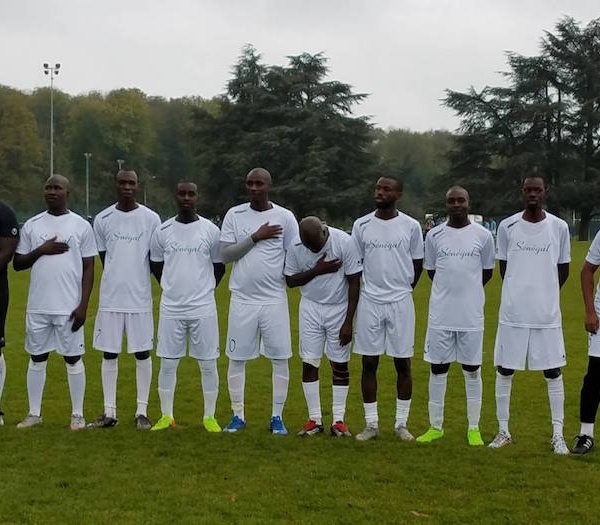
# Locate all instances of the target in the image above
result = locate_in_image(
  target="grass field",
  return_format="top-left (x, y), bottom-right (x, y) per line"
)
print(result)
top-left (0, 241), bottom-right (598, 524)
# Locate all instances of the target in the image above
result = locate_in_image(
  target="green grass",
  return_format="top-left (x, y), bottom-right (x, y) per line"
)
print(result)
top-left (0, 242), bottom-right (598, 524)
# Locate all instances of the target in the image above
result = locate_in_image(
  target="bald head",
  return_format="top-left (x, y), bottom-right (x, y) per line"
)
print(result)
top-left (246, 167), bottom-right (272, 206)
top-left (46, 174), bottom-right (70, 190)
top-left (445, 185), bottom-right (469, 202)
top-left (246, 167), bottom-right (272, 184)
top-left (44, 174), bottom-right (70, 212)
top-left (299, 216), bottom-right (328, 253)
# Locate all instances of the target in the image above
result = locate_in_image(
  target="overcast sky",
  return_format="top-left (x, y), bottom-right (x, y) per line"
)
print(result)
top-left (1, 1), bottom-right (598, 131)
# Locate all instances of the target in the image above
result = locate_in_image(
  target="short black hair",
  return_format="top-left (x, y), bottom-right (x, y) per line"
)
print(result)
top-left (522, 174), bottom-right (547, 188)
top-left (379, 175), bottom-right (403, 192)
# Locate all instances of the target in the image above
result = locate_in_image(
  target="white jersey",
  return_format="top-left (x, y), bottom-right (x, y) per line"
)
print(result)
top-left (496, 211), bottom-right (570, 328)
top-left (16, 211), bottom-right (97, 315)
top-left (425, 222), bottom-right (495, 331)
top-left (94, 204), bottom-right (161, 313)
top-left (584, 230), bottom-right (600, 313)
top-left (352, 210), bottom-right (424, 304)
top-left (284, 227), bottom-right (362, 304)
top-left (221, 202), bottom-right (298, 304)
top-left (150, 216), bottom-right (222, 319)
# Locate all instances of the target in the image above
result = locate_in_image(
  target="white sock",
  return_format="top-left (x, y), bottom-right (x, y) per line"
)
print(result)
top-left (66, 360), bottom-right (86, 417)
top-left (581, 422), bottom-right (594, 437)
top-left (135, 356), bottom-right (152, 417)
top-left (395, 398), bottom-right (412, 428)
top-left (463, 368), bottom-right (482, 430)
top-left (227, 359), bottom-right (246, 420)
top-left (302, 380), bottom-right (322, 424)
top-left (364, 401), bottom-right (378, 427)
top-left (332, 385), bottom-right (349, 423)
top-left (271, 359), bottom-right (289, 418)
top-left (0, 353), bottom-right (6, 410)
top-left (428, 372), bottom-right (447, 430)
top-left (198, 359), bottom-right (219, 419)
top-left (101, 357), bottom-right (118, 419)
top-left (495, 371), bottom-right (513, 434)
top-left (158, 358), bottom-right (179, 418)
top-left (27, 359), bottom-right (47, 417)
top-left (546, 375), bottom-right (565, 437)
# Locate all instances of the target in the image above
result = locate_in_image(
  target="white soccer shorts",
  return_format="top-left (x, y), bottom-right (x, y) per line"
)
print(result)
top-left (494, 324), bottom-right (566, 370)
top-left (25, 313), bottom-right (85, 357)
top-left (93, 311), bottom-right (154, 354)
top-left (299, 297), bottom-right (350, 363)
top-left (226, 300), bottom-right (292, 360)
top-left (424, 328), bottom-right (483, 366)
top-left (156, 312), bottom-right (220, 360)
top-left (353, 295), bottom-right (415, 358)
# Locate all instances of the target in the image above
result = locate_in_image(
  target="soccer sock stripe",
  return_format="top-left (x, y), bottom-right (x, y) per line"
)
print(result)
top-left (66, 360), bottom-right (86, 417)
top-left (135, 356), bottom-right (152, 417)
top-left (198, 359), bottom-right (219, 419)
top-left (463, 368), bottom-right (482, 430)
top-left (27, 359), bottom-right (47, 417)
top-left (271, 358), bottom-right (289, 418)
top-left (227, 359), bottom-right (246, 420)
top-left (302, 380), bottom-right (322, 424)
top-left (428, 371), bottom-right (447, 430)
top-left (546, 374), bottom-right (565, 437)
top-left (158, 357), bottom-right (179, 418)
top-left (495, 371), bottom-right (513, 434)
top-left (101, 357), bottom-right (118, 419)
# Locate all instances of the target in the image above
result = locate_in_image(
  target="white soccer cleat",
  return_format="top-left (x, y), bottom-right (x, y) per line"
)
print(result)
top-left (70, 414), bottom-right (86, 431)
top-left (488, 430), bottom-right (512, 449)
top-left (17, 414), bottom-right (43, 429)
top-left (551, 435), bottom-right (569, 455)
top-left (394, 425), bottom-right (415, 441)
top-left (356, 425), bottom-right (379, 441)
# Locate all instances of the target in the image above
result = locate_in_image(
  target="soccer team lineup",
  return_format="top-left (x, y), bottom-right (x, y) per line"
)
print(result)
top-left (2, 167), bottom-right (600, 457)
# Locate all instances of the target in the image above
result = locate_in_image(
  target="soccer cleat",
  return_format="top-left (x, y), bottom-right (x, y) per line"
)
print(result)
top-left (70, 415), bottom-right (86, 431)
top-left (416, 427), bottom-right (444, 443)
top-left (298, 420), bottom-right (324, 437)
top-left (135, 414), bottom-right (152, 430)
top-left (395, 425), bottom-right (415, 441)
top-left (223, 415), bottom-right (246, 433)
top-left (17, 414), bottom-right (42, 428)
top-left (551, 435), bottom-right (569, 455)
top-left (572, 434), bottom-right (594, 455)
top-left (270, 416), bottom-right (288, 435)
top-left (203, 416), bottom-right (222, 433)
top-left (87, 414), bottom-right (118, 428)
top-left (151, 415), bottom-right (176, 431)
top-left (467, 428), bottom-right (484, 446)
top-left (356, 425), bottom-right (379, 441)
top-left (330, 421), bottom-right (352, 437)
top-left (488, 430), bottom-right (512, 448)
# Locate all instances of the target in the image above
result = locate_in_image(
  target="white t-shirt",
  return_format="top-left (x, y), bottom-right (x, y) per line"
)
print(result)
top-left (220, 202), bottom-right (298, 304)
top-left (16, 211), bottom-right (98, 315)
top-left (584, 230), bottom-right (600, 313)
top-left (425, 222), bottom-right (495, 331)
top-left (352, 211), bottom-right (424, 304)
top-left (496, 211), bottom-right (570, 328)
top-left (284, 227), bottom-right (362, 304)
top-left (150, 216), bottom-right (222, 319)
top-left (94, 204), bottom-right (161, 313)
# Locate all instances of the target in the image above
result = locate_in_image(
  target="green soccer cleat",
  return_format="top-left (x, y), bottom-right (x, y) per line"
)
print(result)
top-left (150, 415), bottom-right (176, 431)
top-left (416, 427), bottom-right (444, 443)
top-left (203, 416), bottom-right (222, 433)
top-left (467, 428), bottom-right (484, 446)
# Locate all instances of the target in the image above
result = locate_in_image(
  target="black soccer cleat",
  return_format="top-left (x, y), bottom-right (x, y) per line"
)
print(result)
top-left (87, 414), bottom-right (118, 429)
top-left (572, 434), bottom-right (594, 455)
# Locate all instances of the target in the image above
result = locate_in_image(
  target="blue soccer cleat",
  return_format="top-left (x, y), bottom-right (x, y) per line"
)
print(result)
top-left (270, 416), bottom-right (288, 435)
top-left (223, 415), bottom-right (246, 433)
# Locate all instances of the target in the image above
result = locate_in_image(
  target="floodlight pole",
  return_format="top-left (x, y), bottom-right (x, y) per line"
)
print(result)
top-left (84, 153), bottom-right (92, 218)
top-left (43, 62), bottom-right (61, 176)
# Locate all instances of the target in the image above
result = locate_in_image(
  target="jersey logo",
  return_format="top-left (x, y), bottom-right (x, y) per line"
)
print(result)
top-left (10, 227), bottom-right (17, 236)
top-left (234, 209), bottom-right (248, 214)
top-left (229, 339), bottom-right (236, 352)
top-left (101, 211), bottom-right (114, 220)
top-left (431, 229), bottom-right (444, 238)
top-left (357, 219), bottom-right (371, 230)
top-left (506, 220), bottom-right (519, 229)
top-left (160, 223), bottom-right (173, 231)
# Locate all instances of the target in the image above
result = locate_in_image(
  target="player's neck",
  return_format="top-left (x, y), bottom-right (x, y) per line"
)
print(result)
top-left (250, 198), bottom-right (272, 212)
top-left (176, 211), bottom-right (198, 224)
top-left (375, 207), bottom-right (398, 220)
top-left (116, 199), bottom-right (139, 212)
top-left (447, 216), bottom-right (470, 228)
top-left (47, 206), bottom-right (68, 216)
top-left (522, 208), bottom-right (546, 223)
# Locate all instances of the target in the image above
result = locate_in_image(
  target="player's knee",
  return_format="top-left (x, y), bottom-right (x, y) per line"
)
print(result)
top-left (431, 363), bottom-right (450, 375)
top-left (362, 355), bottom-right (379, 374)
top-left (63, 355), bottom-right (81, 365)
top-left (331, 361), bottom-right (349, 384)
top-left (543, 367), bottom-right (561, 379)
top-left (31, 353), bottom-right (49, 363)
top-left (394, 357), bottom-right (411, 376)
top-left (135, 351), bottom-right (150, 361)
top-left (303, 358), bottom-right (320, 369)
top-left (462, 364), bottom-right (480, 373)
top-left (103, 352), bottom-right (118, 360)
top-left (497, 366), bottom-right (514, 376)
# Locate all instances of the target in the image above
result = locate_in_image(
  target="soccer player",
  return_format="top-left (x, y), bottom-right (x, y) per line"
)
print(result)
top-left (490, 175), bottom-right (570, 454)
top-left (0, 199), bottom-right (19, 426)
top-left (285, 216), bottom-right (362, 437)
top-left (88, 170), bottom-right (161, 430)
top-left (13, 175), bottom-right (96, 429)
top-left (149, 182), bottom-right (225, 432)
top-left (572, 230), bottom-right (600, 454)
top-left (220, 167), bottom-right (298, 435)
top-left (352, 176), bottom-right (424, 441)
top-left (416, 186), bottom-right (495, 446)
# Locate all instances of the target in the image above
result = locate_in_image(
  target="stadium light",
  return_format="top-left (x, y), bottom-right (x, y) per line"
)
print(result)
top-left (84, 153), bottom-right (92, 219)
top-left (42, 62), bottom-right (61, 177)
